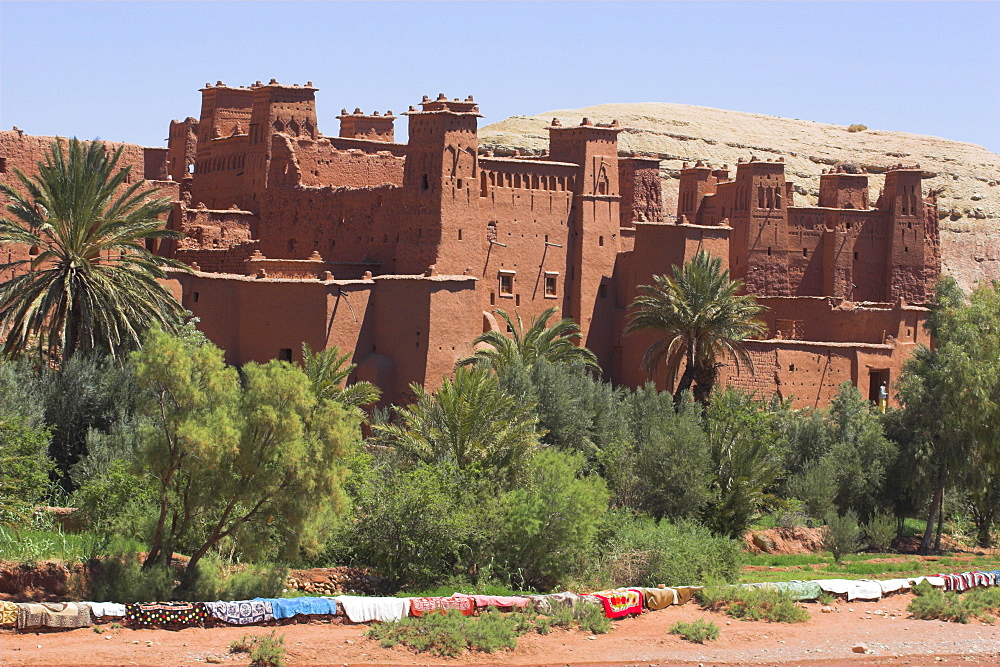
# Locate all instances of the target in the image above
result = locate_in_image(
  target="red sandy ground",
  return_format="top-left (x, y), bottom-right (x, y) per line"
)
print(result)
top-left (3, 593), bottom-right (1000, 667)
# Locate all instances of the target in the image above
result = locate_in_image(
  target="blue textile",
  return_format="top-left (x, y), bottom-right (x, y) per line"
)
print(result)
top-left (252, 596), bottom-right (337, 619)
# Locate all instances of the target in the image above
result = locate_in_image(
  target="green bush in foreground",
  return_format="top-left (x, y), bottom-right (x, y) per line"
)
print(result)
top-left (669, 618), bottom-right (720, 643)
top-left (908, 581), bottom-right (1000, 624)
top-left (697, 586), bottom-right (809, 623)
top-left (229, 631), bottom-right (287, 667)
top-left (367, 606), bottom-right (611, 657)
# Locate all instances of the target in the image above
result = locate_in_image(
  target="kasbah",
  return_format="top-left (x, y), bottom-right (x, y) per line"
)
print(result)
top-left (0, 79), bottom-right (940, 407)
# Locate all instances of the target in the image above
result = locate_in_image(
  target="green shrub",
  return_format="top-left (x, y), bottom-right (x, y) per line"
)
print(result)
top-left (229, 631), bottom-right (286, 667)
top-left (595, 512), bottom-right (741, 587)
top-left (495, 450), bottom-right (609, 590)
top-left (823, 510), bottom-right (862, 564)
top-left (864, 511), bottom-right (897, 552)
top-left (817, 593), bottom-right (834, 605)
top-left (698, 586), bottom-right (809, 623)
top-left (576, 603), bottom-right (612, 634)
top-left (669, 618), bottom-right (720, 643)
top-left (367, 609), bottom-right (522, 657)
top-left (908, 584), bottom-right (1000, 624)
top-left (847, 124), bottom-right (868, 132)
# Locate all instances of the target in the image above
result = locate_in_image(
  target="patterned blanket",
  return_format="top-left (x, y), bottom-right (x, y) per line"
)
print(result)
top-left (1, 601), bottom-right (17, 626)
top-left (409, 596), bottom-right (475, 617)
top-left (204, 600), bottom-right (274, 625)
top-left (16, 602), bottom-right (93, 629)
top-left (253, 596), bottom-right (337, 619)
top-left (125, 602), bottom-right (209, 628)
top-left (452, 593), bottom-right (531, 609)
top-left (591, 588), bottom-right (643, 619)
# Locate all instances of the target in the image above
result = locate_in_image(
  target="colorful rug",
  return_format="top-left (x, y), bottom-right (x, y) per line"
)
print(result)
top-left (204, 600), bottom-right (275, 625)
top-left (125, 602), bottom-right (209, 628)
top-left (591, 588), bottom-right (643, 619)
top-left (409, 596), bottom-right (475, 617)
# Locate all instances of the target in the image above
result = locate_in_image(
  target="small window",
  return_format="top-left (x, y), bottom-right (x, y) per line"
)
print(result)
top-left (458, 229), bottom-right (463, 240)
top-left (598, 284), bottom-right (607, 298)
top-left (904, 246), bottom-right (909, 253)
top-left (598, 235), bottom-right (604, 247)
top-left (846, 222), bottom-right (852, 230)
top-left (498, 271), bottom-right (514, 296)
top-left (457, 178), bottom-right (463, 189)
top-left (422, 173), bottom-right (429, 190)
top-left (767, 247), bottom-right (772, 256)
top-left (193, 292), bottom-right (200, 303)
top-left (854, 251), bottom-right (859, 260)
top-left (278, 348), bottom-right (293, 361)
top-left (544, 273), bottom-right (558, 297)
top-left (0, 158), bottom-right (6, 173)
top-left (490, 291), bottom-right (496, 306)
top-left (789, 364), bottom-right (795, 371)
top-left (802, 248), bottom-right (808, 257)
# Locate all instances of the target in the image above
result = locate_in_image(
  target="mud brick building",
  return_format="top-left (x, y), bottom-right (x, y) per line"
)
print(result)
top-left (0, 80), bottom-right (941, 407)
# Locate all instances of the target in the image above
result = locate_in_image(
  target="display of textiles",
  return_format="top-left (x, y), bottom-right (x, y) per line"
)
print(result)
top-left (204, 600), bottom-right (274, 625)
top-left (85, 602), bottom-right (127, 618)
top-left (125, 602), bottom-right (209, 628)
top-left (636, 587), bottom-right (677, 610)
top-left (409, 596), bottom-right (475, 617)
top-left (253, 596), bottom-right (337, 619)
top-left (337, 595), bottom-right (409, 623)
top-left (0, 601), bottom-right (17, 626)
top-left (452, 593), bottom-right (530, 608)
top-left (16, 602), bottom-right (92, 629)
top-left (591, 588), bottom-right (643, 619)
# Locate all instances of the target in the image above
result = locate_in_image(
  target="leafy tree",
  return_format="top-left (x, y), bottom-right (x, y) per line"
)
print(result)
top-left (458, 307), bottom-right (599, 374)
top-left (0, 416), bottom-right (53, 527)
top-left (824, 510), bottom-right (862, 564)
top-left (300, 342), bottom-right (380, 411)
top-left (605, 386), bottom-right (712, 520)
top-left (376, 366), bottom-right (541, 484)
top-left (499, 359), bottom-right (625, 459)
top-left (496, 450), bottom-right (609, 589)
top-left (625, 250), bottom-right (765, 404)
top-left (702, 389), bottom-right (787, 537)
top-left (131, 329), bottom-right (358, 590)
top-left (896, 278), bottom-right (1000, 553)
top-left (0, 138), bottom-right (188, 362)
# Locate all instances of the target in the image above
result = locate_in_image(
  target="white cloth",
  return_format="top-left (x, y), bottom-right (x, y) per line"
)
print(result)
top-left (336, 596), bottom-right (409, 623)
top-left (878, 579), bottom-right (912, 595)
top-left (814, 579), bottom-right (882, 600)
top-left (84, 602), bottom-right (126, 618)
top-left (910, 576), bottom-right (946, 588)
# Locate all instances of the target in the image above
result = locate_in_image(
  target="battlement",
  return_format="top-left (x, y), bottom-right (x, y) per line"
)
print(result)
top-left (407, 94), bottom-right (481, 115)
top-left (338, 108), bottom-right (396, 142)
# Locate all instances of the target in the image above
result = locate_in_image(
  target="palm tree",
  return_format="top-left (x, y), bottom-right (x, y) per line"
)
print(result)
top-left (375, 366), bottom-right (541, 484)
top-left (300, 341), bottom-right (381, 411)
top-left (0, 138), bottom-right (187, 362)
top-left (458, 306), bottom-right (600, 374)
top-left (626, 250), bottom-right (766, 404)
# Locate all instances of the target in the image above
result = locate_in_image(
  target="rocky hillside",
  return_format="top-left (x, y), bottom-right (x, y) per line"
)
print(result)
top-left (480, 103), bottom-right (1000, 294)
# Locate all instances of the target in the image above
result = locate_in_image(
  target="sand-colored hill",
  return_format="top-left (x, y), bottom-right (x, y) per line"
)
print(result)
top-left (480, 103), bottom-right (1000, 293)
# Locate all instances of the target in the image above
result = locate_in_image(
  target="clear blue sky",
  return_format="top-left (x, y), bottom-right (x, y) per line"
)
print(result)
top-left (3, 1), bottom-right (998, 153)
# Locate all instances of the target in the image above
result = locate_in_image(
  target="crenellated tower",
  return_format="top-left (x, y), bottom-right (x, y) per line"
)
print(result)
top-left (400, 94), bottom-right (483, 276)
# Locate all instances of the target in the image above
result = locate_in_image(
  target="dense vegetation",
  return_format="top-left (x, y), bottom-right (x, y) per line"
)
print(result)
top-left (1, 142), bottom-right (999, 597)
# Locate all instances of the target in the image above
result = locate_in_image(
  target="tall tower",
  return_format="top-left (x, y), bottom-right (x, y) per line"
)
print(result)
top-left (728, 158), bottom-right (790, 294)
top-left (882, 165), bottom-right (930, 303)
top-left (399, 94), bottom-right (483, 276)
top-left (547, 117), bottom-right (621, 365)
top-left (244, 80), bottom-right (319, 211)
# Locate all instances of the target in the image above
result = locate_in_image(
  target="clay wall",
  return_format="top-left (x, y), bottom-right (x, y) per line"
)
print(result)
top-left (478, 159), bottom-right (577, 325)
top-left (755, 297), bottom-right (929, 346)
top-left (290, 137), bottom-right (405, 189)
top-left (175, 207), bottom-right (257, 250)
top-left (619, 157), bottom-right (663, 226)
top-left (167, 270), bottom-right (477, 405)
top-left (722, 339), bottom-right (908, 409)
top-left (338, 110), bottom-right (396, 143)
top-left (174, 241), bottom-right (261, 274)
top-left (258, 181), bottom-right (408, 270)
top-left (192, 134), bottom-right (251, 210)
top-left (612, 222), bottom-right (731, 390)
top-left (167, 118), bottom-right (198, 181)
top-left (818, 172), bottom-right (870, 210)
